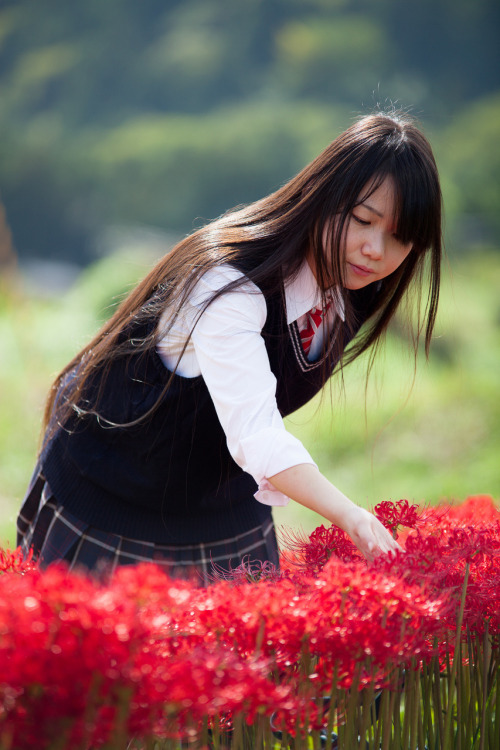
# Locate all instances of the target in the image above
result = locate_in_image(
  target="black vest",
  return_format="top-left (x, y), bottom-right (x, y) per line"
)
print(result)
top-left (42, 280), bottom-right (377, 544)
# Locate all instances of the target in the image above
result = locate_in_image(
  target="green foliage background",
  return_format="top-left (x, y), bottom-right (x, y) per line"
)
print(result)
top-left (0, 0), bottom-right (499, 543)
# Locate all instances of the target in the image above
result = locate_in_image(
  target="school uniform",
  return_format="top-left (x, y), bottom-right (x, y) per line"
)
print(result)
top-left (17, 261), bottom-right (377, 584)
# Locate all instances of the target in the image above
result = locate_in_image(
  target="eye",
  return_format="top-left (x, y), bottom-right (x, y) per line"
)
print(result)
top-left (352, 213), bottom-right (370, 226)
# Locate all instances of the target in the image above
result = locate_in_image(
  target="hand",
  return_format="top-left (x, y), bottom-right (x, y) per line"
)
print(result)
top-left (342, 505), bottom-right (403, 562)
top-left (267, 464), bottom-right (403, 562)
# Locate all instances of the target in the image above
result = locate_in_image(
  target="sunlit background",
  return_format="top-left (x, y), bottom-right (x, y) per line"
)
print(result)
top-left (1, 0), bottom-right (499, 545)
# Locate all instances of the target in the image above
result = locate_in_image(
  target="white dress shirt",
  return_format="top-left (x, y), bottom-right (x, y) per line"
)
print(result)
top-left (156, 261), bottom-right (343, 507)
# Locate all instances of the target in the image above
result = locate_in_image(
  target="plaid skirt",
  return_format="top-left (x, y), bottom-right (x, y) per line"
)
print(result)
top-left (17, 469), bottom-right (280, 586)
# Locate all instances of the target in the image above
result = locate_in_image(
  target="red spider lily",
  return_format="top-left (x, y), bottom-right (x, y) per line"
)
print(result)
top-left (0, 495), bottom-right (498, 748)
top-left (300, 557), bottom-right (449, 690)
top-left (143, 556), bottom-right (448, 694)
top-left (279, 500), bottom-right (424, 578)
top-left (208, 555), bottom-right (283, 585)
top-left (279, 523), bottom-right (361, 576)
top-left (374, 497), bottom-right (500, 640)
top-left (0, 563), bottom-right (150, 748)
top-left (127, 643), bottom-right (296, 739)
top-left (440, 494), bottom-right (500, 525)
top-left (131, 500), bottom-right (496, 687)
top-left (374, 498), bottom-right (420, 536)
top-left (150, 576), bottom-right (306, 663)
top-left (0, 545), bottom-right (36, 575)
top-left (0, 562), bottom-right (296, 748)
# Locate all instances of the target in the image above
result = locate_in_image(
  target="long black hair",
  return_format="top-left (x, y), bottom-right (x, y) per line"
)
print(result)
top-left (42, 110), bottom-right (442, 438)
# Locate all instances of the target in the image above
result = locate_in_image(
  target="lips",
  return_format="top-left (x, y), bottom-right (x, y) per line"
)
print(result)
top-left (348, 262), bottom-right (375, 277)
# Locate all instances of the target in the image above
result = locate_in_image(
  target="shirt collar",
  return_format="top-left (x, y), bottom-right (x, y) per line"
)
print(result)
top-left (284, 260), bottom-right (345, 324)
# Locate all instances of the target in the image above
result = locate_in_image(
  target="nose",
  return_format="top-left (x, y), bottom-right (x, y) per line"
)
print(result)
top-left (361, 231), bottom-right (384, 260)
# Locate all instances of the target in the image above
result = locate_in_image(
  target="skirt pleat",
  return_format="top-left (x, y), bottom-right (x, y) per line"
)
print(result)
top-left (17, 468), bottom-right (279, 586)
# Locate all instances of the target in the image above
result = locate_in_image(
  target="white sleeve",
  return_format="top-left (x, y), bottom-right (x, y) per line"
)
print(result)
top-left (188, 267), bottom-right (317, 507)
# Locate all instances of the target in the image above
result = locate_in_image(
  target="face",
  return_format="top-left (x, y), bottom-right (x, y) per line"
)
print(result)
top-left (322, 176), bottom-right (413, 290)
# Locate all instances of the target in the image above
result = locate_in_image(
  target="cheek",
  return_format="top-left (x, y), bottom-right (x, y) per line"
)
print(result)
top-left (390, 243), bottom-right (412, 269)
top-left (401, 246), bottom-right (413, 266)
top-left (344, 223), bottom-right (362, 251)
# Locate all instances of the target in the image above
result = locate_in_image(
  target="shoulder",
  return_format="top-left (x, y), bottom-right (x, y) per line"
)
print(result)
top-left (191, 264), bottom-right (266, 308)
top-left (190, 264), bottom-right (268, 327)
top-left (193, 264), bottom-right (256, 293)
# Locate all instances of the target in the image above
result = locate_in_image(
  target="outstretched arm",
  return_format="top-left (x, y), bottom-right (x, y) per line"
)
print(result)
top-left (171, 265), bottom-right (401, 554)
top-left (268, 463), bottom-right (401, 561)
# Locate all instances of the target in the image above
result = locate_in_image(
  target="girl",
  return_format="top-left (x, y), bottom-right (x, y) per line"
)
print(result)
top-left (17, 111), bottom-right (442, 584)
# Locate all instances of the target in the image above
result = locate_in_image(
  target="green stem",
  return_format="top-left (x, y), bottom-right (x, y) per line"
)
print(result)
top-left (407, 660), bottom-right (421, 750)
top-left (443, 564), bottom-right (470, 750)
top-left (401, 666), bottom-right (413, 750)
top-left (324, 663), bottom-right (339, 749)
top-left (420, 660), bottom-right (433, 750)
top-left (393, 667), bottom-right (403, 750)
top-left (343, 663), bottom-right (362, 749)
top-left (382, 686), bottom-right (397, 750)
top-left (357, 671), bottom-right (376, 749)
top-left (231, 712), bottom-right (242, 750)
top-left (432, 651), bottom-right (444, 746)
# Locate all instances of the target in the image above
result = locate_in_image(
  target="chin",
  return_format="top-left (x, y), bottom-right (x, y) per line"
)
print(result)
top-left (344, 277), bottom-right (376, 291)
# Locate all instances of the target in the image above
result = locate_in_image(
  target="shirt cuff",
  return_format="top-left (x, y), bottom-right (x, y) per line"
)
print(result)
top-left (254, 479), bottom-right (291, 507)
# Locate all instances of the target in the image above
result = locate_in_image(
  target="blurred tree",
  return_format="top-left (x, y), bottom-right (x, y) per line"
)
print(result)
top-left (272, 14), bottom-right (391, 103)
top-left (437, 94), bottom-right (500, 244)
top-left (0, 201), bottom-right (16, 274)
top-left (1, 0), bottom-right (498, 126)
top-left (73, 103), bottom-right (347, 234)
top-left (0, 0), bottom-right (498, 262)
top-left (379, 0), bottom-right (500, 116)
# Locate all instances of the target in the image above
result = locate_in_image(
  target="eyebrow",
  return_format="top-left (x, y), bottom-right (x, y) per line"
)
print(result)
top-left (359, 201), bottom-right (384, 218)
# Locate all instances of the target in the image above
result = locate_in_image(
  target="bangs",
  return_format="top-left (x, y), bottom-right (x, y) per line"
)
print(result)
top-left (380, 153), bottom-right (442, 252)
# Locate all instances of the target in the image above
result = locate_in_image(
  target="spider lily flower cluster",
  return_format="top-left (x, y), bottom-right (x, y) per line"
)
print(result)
top-left (0, 495), bottom-right (499, 749)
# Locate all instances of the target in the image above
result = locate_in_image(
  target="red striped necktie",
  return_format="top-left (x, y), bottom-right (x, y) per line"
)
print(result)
top-left (299, 299), bottom-right (332, 356)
